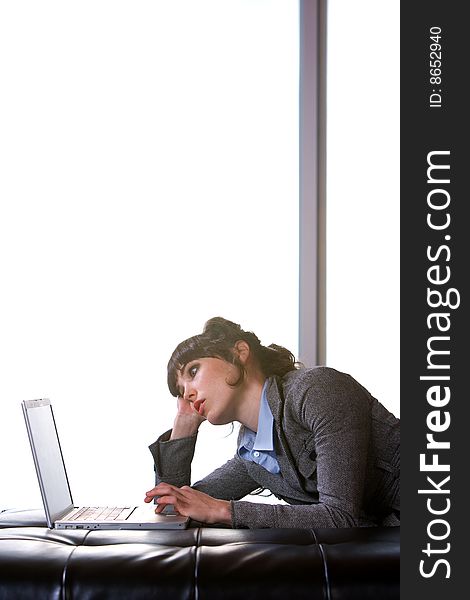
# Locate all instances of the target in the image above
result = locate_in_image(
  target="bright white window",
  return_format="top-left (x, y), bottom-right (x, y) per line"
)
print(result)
top-left (0, 1), bottom-right (299, 508)
top-left (326, 0), bottom-right (400, 416)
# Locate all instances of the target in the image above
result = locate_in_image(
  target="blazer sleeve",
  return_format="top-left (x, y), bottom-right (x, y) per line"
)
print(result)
top-left (232, 369), bottom-right (373, 528)
top-left (149, 430), bottom-right (260, 501)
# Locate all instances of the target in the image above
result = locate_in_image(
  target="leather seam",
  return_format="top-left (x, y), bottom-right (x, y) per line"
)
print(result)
top-left (310, 529), bottom-right (331, 600)
top-left (193, 527), bottom-right (202, 600)
top-left (60, 545), bottom-right (78, 600)
top-left (318, 543), bottom-right (331, 600)
top-left (61, 531), bottom-right (90, 600)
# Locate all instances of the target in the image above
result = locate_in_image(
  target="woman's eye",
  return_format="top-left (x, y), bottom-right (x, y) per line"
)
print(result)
top-left (189, 365), bottom-right (198, 377)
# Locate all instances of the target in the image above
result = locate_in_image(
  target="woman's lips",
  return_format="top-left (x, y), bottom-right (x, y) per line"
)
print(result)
top-left (194, 399), bottom-right (205, 415)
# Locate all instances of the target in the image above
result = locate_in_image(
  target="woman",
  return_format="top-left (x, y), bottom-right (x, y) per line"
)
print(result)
top-left (145, 317), bottom-right (400, 528)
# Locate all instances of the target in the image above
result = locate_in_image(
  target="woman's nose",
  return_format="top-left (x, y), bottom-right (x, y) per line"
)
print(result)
top-left (183, 384), bottom-right (196, 401)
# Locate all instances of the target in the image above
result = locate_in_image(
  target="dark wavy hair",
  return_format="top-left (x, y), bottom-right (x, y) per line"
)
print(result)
top-left (167, 317), bottom-right (301, 397)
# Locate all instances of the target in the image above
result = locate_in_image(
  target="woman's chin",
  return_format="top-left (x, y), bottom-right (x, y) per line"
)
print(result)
top-left (206, 414), bottom-right (229, 426)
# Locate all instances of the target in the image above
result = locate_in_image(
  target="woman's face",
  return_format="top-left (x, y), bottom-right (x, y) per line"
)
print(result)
top-left (176, 357), bottom-right (243, 425)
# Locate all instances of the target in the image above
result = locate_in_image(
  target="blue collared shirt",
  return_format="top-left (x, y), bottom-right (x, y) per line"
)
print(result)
top-left (237, 380), bottom-right (280, 474)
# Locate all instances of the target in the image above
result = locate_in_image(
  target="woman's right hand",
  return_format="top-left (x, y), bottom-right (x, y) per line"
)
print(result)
top-left (170, 395), bottom-right (206, 440)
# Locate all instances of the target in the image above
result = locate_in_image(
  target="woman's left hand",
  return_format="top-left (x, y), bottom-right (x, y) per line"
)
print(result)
top-left (144, 483), bottom-right (232, 525)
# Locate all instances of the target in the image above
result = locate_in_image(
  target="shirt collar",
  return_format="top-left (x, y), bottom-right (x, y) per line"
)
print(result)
top-left (252, 379), bottom-right (275, 451)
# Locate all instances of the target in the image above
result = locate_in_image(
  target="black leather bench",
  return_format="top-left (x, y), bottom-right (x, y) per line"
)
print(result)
top-left (0, 509), bottom-right (399, 599)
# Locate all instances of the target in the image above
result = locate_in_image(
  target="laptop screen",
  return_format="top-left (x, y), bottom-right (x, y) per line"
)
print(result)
top-left (22, 399), bottom-right (73, 525)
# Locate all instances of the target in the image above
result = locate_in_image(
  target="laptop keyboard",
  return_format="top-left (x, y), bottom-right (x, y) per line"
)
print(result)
top-left (69, 506), bottom-right (130, 521)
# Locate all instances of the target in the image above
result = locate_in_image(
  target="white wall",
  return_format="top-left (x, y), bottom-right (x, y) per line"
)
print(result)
top-left (0, 1), bottom-right (299, 509)
top-left (326, 0), bottom-right (400, 416)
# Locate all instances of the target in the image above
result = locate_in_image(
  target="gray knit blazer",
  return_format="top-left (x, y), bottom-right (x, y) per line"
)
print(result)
top-left (149, 367), bottom-right (400, 529)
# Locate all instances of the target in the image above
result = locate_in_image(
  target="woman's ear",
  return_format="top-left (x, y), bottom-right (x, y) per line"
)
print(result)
top-left (234, 340), bottom-right (251, 364)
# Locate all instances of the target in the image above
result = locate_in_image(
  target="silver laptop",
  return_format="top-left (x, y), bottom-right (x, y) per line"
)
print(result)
top-left (22, 398), bottom-right (189, 530)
